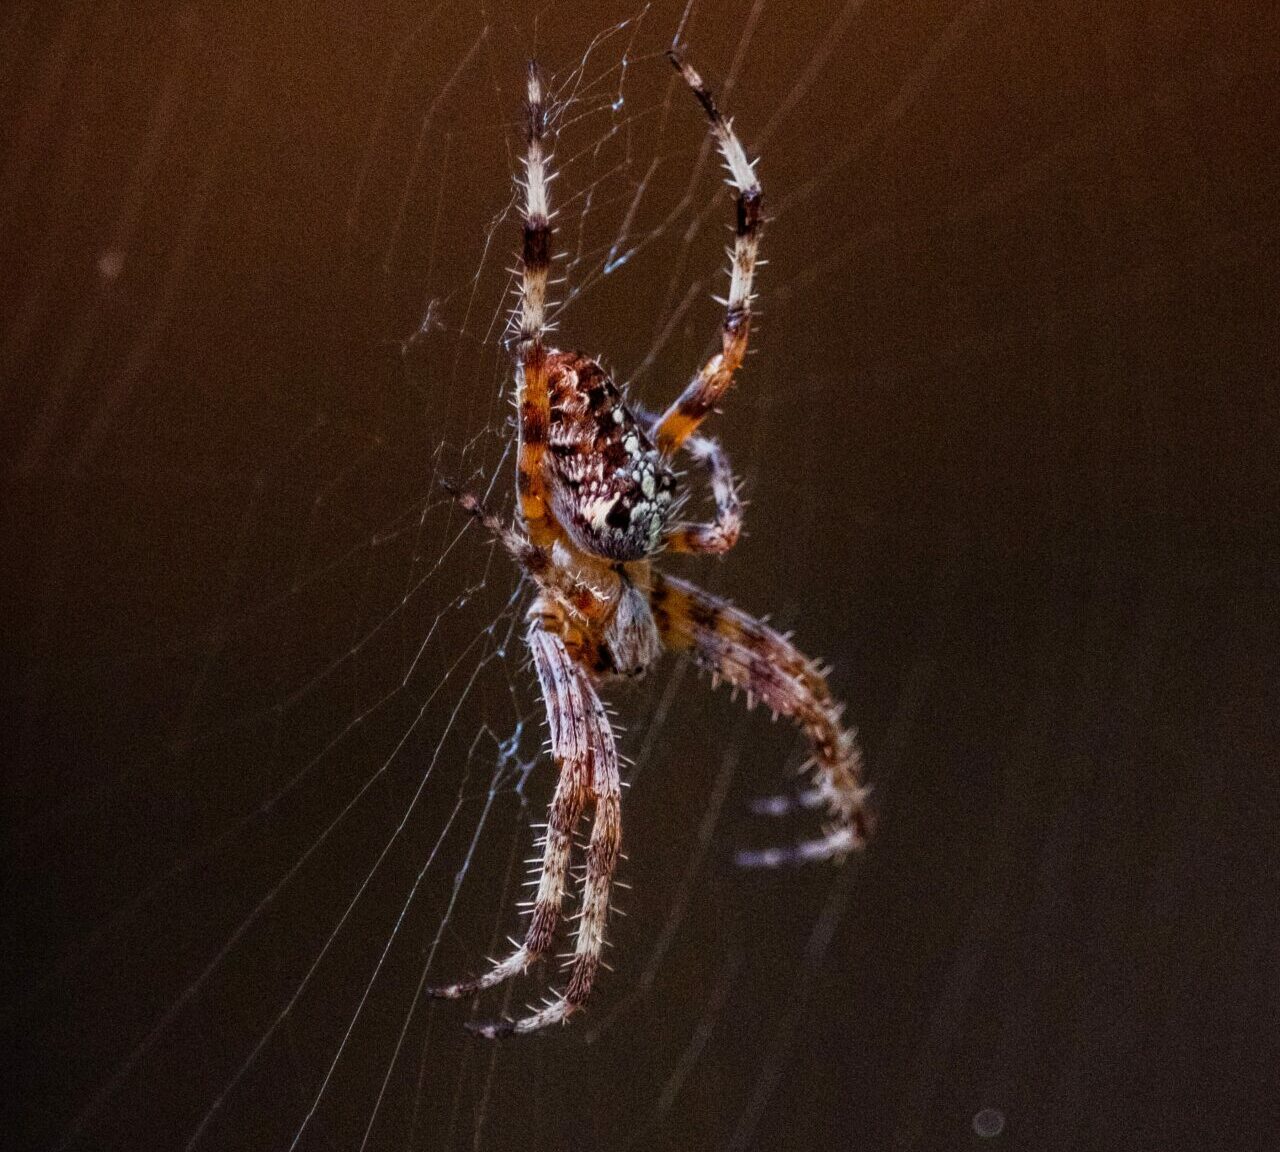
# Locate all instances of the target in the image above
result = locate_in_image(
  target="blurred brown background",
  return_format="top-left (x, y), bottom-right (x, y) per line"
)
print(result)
top-left (4, 2), bottom-right (1279, 1150)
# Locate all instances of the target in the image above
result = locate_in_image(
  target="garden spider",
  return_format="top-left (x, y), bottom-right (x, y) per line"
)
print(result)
top-left (429, 52), bottom-right (872, 1037)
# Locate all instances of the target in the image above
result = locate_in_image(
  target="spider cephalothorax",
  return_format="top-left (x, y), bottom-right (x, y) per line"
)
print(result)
top-left (430, 53), bottom-right (872, 1038)
top-left (545, 351), bottom-right (677, 561)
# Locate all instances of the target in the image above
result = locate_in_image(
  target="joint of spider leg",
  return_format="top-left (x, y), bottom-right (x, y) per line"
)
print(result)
top-left (522, 224), bottom-right (551, 264)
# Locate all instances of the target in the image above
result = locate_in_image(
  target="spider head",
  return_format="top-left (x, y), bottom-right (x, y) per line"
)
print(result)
top-left (545, 353), bottom-right (677, 561)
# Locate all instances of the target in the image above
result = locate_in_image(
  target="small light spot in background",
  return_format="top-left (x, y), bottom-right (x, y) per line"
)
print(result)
top-left (972, 1107), bottom-right (1005, 1139)
top-left (98, 249), bottom-right (125, 282)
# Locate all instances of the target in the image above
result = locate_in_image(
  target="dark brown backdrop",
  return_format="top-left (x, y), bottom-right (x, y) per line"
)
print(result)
top-left (4, 2), bottom-right (1278, 1150)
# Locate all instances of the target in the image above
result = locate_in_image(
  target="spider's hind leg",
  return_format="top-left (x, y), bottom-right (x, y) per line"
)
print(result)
top-left (652, 573), bottom-right (873, 866)
top-left (427, 617), bottom-right (603, 1012)
top-left (429, 612), bottom-right (623, 1038)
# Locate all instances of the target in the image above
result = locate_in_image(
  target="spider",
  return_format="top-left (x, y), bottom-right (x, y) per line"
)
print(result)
top-left (429, 52), bottom-right (872, 1037)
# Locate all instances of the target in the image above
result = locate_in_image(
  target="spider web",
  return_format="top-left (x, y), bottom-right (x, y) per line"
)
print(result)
top-left (2, 2), bottom-right (993, 1147)
top-left (11, 1), bottom-right (1272, 1150)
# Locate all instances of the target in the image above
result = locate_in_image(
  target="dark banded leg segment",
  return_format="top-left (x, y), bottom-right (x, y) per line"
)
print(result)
top-left (501, 715), bottom-right (620, 1035)
top-left (516, 60), bottom-right (557, 548)
top-left (655, 52), bottom-right (763, 456)
top-left (428, 616), bottom-right (622, 1037)
top-left (652, 573), bottom-right (873, 866)
top-left (428, 621), bottom-right (595, 1014)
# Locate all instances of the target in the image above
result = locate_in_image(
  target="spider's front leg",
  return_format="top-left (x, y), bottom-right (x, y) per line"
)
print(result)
top-left (515, 60), bottom-right (558, 549)
top-left (654, 51), bottom-right (763, 456)
top-left (652, 574), bottom-right (873, 866)
top-left (428, 609), bottom-right (622, 1038)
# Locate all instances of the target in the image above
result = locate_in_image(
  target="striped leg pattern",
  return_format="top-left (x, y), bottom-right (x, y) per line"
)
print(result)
top-left (429, 615), bottom-right (621, 1038)
top-left (655, 51), bottom-right (764, 456)
top-left (515, 61), bottom-right (557, 548)
top-left (651, 573), bottom-right (873, 866)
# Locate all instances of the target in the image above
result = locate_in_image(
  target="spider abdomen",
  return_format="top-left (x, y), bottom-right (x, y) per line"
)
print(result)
top-left (544, 351), bottom-right (676, 561)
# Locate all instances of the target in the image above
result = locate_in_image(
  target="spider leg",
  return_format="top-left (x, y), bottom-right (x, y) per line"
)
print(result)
top-left (654, 52), bottom-right (763, 456)
top-left (651, 573), bottom-right (873, 866)
top-left (515, 61), bottom-right (558, 548)
top-left (428, 614), bottom-right (608, 1019)
top-left (477, 716), bottom-right (621, 1037)
top-left (661, 432), bottom-right (742, 555)
top-left (443, 481), bottom-right (607, 622)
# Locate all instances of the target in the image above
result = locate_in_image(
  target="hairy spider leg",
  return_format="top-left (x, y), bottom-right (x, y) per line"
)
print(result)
top-left (442, 483), bottom-right (611, 624)
top-left (428, 613), bottom-right (610, 1019)
top-left (475, 675), bottom-right (622, 1037)
top-left (661, 432), bottom-right (743, 554)
top-left (516, 60), bottom-right (558, 548)
top-left (651, 573), bottom-right (873, 865)
top-left (655, 51), bottom-right (763, 456)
